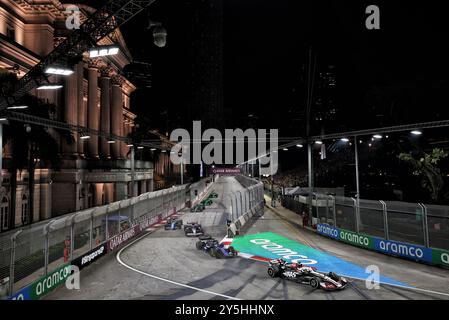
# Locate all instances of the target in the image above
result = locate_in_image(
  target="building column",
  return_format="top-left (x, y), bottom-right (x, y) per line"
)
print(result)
top-left (63, 64), bottom-right (78, 156)
top-left (99, 75), bottom-right (111, 159)
top-left (87, 67), bottom-right (99, 158)
top-left (114, 182), bottom-right (127, 201)
top-left (111, 82), bottom-right (123, 159)
top-left (77, 62), bottom-right (86, 156)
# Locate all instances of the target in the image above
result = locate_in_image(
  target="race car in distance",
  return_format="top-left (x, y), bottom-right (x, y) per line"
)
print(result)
top-left (190, 204), bottom-right (205, 212)
top-left (201, 198), bottom-right (213, 206)
top-left (184, 222), bottom-right (204, 236)
top-left (164, 218), bottom-right (183, 230)
top-left (196, 237), bottom-right (238, 259)
top-left (208, 191), bottom-right (219, 198)
top-left (267, 259), bottom-right (347, 291)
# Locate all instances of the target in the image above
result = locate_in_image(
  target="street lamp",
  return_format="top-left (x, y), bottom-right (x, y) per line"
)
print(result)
top-left (411, 130), bottom-right (422, 136)
top-left (45, 66), bottom-right (74, 76)
top-left (373, 134), bottom-right (383, 139)
top-left (37, 84), bottom-right (63, 90)
top-left (6, 105), bottom-right (28, 110)
top-left (147, 19), bottom-right (167, 48)
top-left (341, 138), bottom-right (349, 142)
top-left (315, 140), bottom-right (323, 145)
top-left (88, 45), bottom-right (120, 58)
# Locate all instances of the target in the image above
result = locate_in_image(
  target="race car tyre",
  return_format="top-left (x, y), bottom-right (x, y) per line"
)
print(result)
top-left (310, 277), bottom-right (320, 289)
top-left (209, 248), bottom-right (216, 258)
top-left (196, 241), bottom-right (203, 250)
top-left (164, 226), bottom-right (170, 230)
top-left (199, 235), bottom-right (212, 240)
top-left (267, 267), bottom-right (278, 278)
top-left (215, 249), bottom-right (224, 259)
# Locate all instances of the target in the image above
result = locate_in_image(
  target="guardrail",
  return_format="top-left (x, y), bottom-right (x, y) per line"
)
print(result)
top-left (0, 184), bottom-right (192, 299)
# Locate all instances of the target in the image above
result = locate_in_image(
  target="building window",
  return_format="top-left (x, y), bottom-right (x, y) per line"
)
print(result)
top-left (1, 197), bottom-right (9, 231)
top-left (21, 194), bottom-right (28, 225)
top-left (6, 25), bottom-right (15, 41)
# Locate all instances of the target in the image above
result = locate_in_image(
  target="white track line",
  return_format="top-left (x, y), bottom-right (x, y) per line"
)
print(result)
top-left (116, 229), bottom-right (241, 300)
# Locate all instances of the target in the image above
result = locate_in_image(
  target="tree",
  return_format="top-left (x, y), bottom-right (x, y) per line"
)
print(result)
top-left (398, 148), bottom-right (448, 202)
top-left (1, 73), bottom-right (65, 226)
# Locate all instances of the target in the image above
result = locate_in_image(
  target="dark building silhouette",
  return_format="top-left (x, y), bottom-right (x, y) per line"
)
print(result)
top-left (187, 0), bottom-right (225, 131)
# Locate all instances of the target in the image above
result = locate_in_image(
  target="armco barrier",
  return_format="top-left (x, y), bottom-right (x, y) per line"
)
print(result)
top-left (316, 223), bottom-right (449, 268)
top-left (7, 186), bottom-right (192, 300)
top-left (9, 263), bottom-right (72, 300)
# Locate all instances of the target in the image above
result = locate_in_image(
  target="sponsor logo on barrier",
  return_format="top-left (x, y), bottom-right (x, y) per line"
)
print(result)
top-left (30, 264), bottom-right (72, 300)
top-left (9, 285), bottom-right (31, 300)
top-left (432, 249), bottom-right (449, 267)
top-left (339, 229), bottom-right (373, 248)
top-left (107, 225), bottom-right (140, 252)
top-left (373, 238), bottom-right (432, 262)
top-left (249, 238), bottom-right (318, 265)
top-left (72, 244), bottom-right (107, 270)
top-left (316, 224), bottom-right (339, 239)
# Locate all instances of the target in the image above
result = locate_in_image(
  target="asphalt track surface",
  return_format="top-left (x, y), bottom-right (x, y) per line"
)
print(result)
top-left (46, 176), bottom-right (449, 300)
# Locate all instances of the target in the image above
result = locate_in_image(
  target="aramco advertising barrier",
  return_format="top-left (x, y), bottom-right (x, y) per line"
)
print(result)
top-left (316, 224), bottom-right (449, 268)
top-left (9, 209), bottom-right (169, 300)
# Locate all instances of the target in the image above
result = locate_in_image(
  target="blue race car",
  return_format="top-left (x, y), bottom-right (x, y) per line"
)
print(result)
top-left (196, 238), bottom-right (238, 259)
top-left (164, 218), bottom-right (183, 230)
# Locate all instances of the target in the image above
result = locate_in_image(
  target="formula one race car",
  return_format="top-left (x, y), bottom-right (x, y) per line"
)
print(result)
top-left (201, 198), bottom-right (213, 206)
top-left (190, 204), bottom-right (205, 213)
top-left (164, 218), bottom-right (183, 230)
top-left (196, 238), bottom-right (238, 259)
top-left (184, 222), bottom-right (204, 236)
top-left (208, 191), bottom-right (219, 198)
top-left (267, 259), bottom-right (347, 291)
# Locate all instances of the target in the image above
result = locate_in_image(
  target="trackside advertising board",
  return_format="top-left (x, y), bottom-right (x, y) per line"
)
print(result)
top-left (231, 232), bottom-right (409, 287)
top-left (317, 223), bottom-right (449, 267)
top-left (9, 263), bottom-right (72, 300)
top-left (72, 244), bottom-right (107, 270)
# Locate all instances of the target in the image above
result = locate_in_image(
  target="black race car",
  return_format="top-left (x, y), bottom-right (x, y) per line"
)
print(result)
top-left (267, 259), bottom-right (348, 291)
top-left (164, 218), bottom-right (183, 230)
top-left (190, 204), bottom-right (205, 212)
top-left (196, 237), bottom-right (238, 259)
top-left (184, 222), bottom-right (204, 236)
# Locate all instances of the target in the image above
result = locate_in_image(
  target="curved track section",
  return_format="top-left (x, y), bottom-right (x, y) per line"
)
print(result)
top-left (46, 176), bottom-right (449, 300)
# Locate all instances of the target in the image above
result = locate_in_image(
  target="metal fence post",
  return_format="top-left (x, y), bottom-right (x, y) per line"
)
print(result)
top-left (70, 213), bottom-right (76, 262)
top-left (43, 220), bottom-right (55, 276)
top-left (419, 203), bottom-right (430, 247)
top-left (330, 195), bottom-right (336, 227)
top-left (105, 206), bottom-right (110, 240)
top-left (351, 197), bottom-right (360, 233)
top-left (9, 230), bottom-right (22, 296)
top-left (90, 209), bottom-right (96, 250)
top-left (379, 200), bottom-right (388, 240)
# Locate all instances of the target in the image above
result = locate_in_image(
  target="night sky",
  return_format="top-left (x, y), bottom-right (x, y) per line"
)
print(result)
top-left (66, 0), bottom-right (449, 135)
top-left (115, 0), bottom-right (449, 137)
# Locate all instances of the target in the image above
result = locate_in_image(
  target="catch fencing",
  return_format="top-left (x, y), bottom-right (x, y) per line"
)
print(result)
top-left (226, 176), bottom-right (265, 236)
top-left (281, 193), bottom-right (449, 251)
top-left (0, 184), bottom-right (189, 298)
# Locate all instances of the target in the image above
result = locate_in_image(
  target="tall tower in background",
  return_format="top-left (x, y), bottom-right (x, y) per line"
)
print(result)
top-left (187, 0), bottom-right (225, 130)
